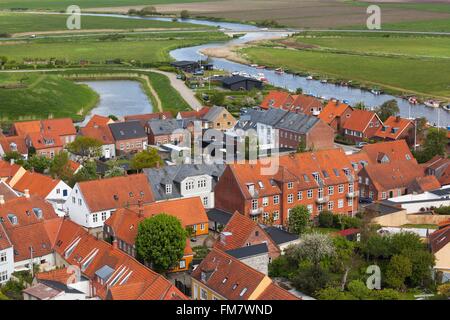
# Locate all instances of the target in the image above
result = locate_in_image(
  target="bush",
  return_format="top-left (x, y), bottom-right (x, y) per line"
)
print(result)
top-left (318, 210), bottom-right (334, 228)
top-left (333, 215), bottom-right (362, 230)
top-left (434, 206), bottom-right (450, 215)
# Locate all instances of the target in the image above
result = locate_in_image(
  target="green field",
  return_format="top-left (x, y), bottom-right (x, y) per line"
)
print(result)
top-left (0, 0), bottom-right (210, 10)
top-left (0, 32), bottom-right (227, 64)
top-left (0, 12), bottom-right (208, 34)
top-left (241, 41), bottom-right (450, 99)
top-left (0, 73), bottom-right (98, 121)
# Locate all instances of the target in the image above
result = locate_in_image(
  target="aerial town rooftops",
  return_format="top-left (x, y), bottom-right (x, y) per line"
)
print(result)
top-left (108, 121), bottom-right (146, 140)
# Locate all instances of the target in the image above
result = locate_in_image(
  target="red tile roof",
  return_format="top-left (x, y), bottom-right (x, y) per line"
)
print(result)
top-left (0, 223), bottom-right (12, 250)
top-left (124, 112), bottom-right (173, 126)
top-left (429, 226), bottom-right (450, 253)
top-left (10, 171), bottom-right (61, 198)
top-left (407, 175), bottom-right (441, 193)
top-left (0, 160), bottom-right (23, 180)
top-left (440, 165), bottom-right (450, 186)
top-left (260, 91), bottom-right (292, 110)
top-left (256, 282), bottom-right (300, 300)
top-left (80, 124), bottom-right (114, 145)
top-left (291, 94), bottom-right (323, 112)
top-left (318, 100), bottom-right (352, 125)
top-left (84, 115), bottom-right (113, 128)
top-left (360, 140), bottom-right (417, 165)
top-left (26, 131), bottom-right (63, 150)
top-left (0, 133), bottom-right (28, 155)
top-left (178, 107), bottom-right (210, 119)
top-left (375, 116), bottom-right (414, 140)
top-left (14, 118), bottom-right (76, 137)
top-left (77, 174), bottom-right (154, 213)
top-left (342, 109), bottom-right (379, 133)
top-left (36, 267), bottom-right (74, 284)
top-left (0, 180), bottom-right (19, 201)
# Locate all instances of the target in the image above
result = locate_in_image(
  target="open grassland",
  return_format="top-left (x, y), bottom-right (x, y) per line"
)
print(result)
top-left (0, 73), bottom-right (98, 121)
top-left (0, 0), bottom-right (211, 10)
top-left (0, 12), bottom-right (209, 35)
top-left (0, 32), bottom-right (228, 64)
top-left (241, 40), bottom-right (450, 99)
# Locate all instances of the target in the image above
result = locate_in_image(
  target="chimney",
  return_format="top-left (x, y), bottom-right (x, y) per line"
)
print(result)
top-left (396, 115), bottom-right (401, 122)
top-left (112, 239), bottom-right (118, 249)
top-left (0, 195), bottom-right (4, 205)
top-left (24, 189), bottom-right (30, 198)
top-left (10, 158), bottom-right (14, 165)
top-left (138, 200), bottom-right (144, 217)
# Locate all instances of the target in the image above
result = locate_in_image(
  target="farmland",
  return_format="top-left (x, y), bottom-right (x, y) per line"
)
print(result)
top-left (0, 12), bottom-right (209, 35)
top-left (241, 34), bottom-right (450, 99)
top-left (0, 73), bottom-right (98, 121)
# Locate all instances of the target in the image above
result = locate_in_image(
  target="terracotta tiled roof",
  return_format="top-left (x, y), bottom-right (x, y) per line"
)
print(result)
top-left (291, 94), bottom-right (323, 112)
top-left (342, 109), bottom-right (379, 132)
top-left (260, 91), bottom-right (292, 110)
top-left (13, 120), bottom-right (41, 136)
top-left (68, 160), bottom-right (81, 173)
top-left (105, 197), bottom-right (207, 245)
top-left (0, 133), bottom-right (28, 155)
top-left (407, 175), bottom-right (441, 193)
top-left (0, 223), bottom-right (12, 250)
top-left (0, 160), bottom-right (23, 180)
top-left (80, 124), bottom-right (114, 145)
top-left (124, 112), bottom-right (173, 126)
top-left (429, 226), bottom-right (450, 253)
top-left (375, 116), bottom-right (414, 140)
top-left (256, 282), bottom-right (300, 300)
top-left (0, 180), bottom-right (19, 201)
top-left (26, 131), bottom-right (63, 150)
top-left (14, 118), bottom-right (76, 137)
top-left (85, 115), bottom-right (114, 128)
top-left (360, 140), bottom-right (417, 165)
top-left (10, 171), bottom-right (60, 198)
top-left (423, 156), bottom-right (450, 172)
top-left (318, 100), bottom-right (352, 125)
top-left (214, 211), bottom-right (276, 252)
top-left (36, 267), bottom-right (74, 284)
top-left (178, 107), bottom-right (210, 119)
top-left (77, 174), bottom-right (154, 213)
top-left (440, 165), bottom-right (450, 186)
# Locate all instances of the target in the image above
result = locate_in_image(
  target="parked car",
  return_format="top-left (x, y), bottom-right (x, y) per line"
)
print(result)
top-left (359, 197), bottom-right (373, 204)
top-left (356, 141), bottom-right (368, 148)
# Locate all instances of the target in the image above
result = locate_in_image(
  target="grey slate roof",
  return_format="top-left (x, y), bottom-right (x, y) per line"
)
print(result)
top-left (95, 265), bottom-right (115, 281)
top-left (225, 243), bottom-right (268, 259)
top-left (108, 121), bottom-right (146, 140)
top-left (221, 75), bottom-right (262, 85)
top-left (143, 163), bottom-right (226, 201)
top-left (236, 108), bottom-right (320, 134)
top-left (147, 118), bottom-right (185, 136)
top-left (207, 208), bottom-right (232, 225)
top-left (202, 106), bottom-right (225, 122)
top-left (364, 202), bottom-right (402, 216)
top-left (170, 60), bottom-right (198, 67)
top-left (262, 226), bottom-right (299, 245)
top-left (39, 279), bottom-right (85, 295)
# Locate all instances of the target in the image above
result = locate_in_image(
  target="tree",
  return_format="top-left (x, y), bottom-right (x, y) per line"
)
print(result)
top-left (210, 92), bottom-right (225, 106)
top-left (130, 148), bottom-right (163, 171)
top-left (69, 161), bottom-right (97, 186)
top-left (347, 280), bottom-right (371, 300)
top-left (402, 249), bottom-right (435, 288)
top-left (318, 210), bottom-right (334, 228)
top-left (67, 136), bottom-right (102, 158)
top-left (49, 151), bottom-right (73, 182)
top-left (376, 99), bottom-right (399, 122)
top-left (3, 151), bottom-right (23, 163)
top-left (25, 155), bottom-right (51, 173)
top-left (108, 115), bottom-right (118, 121)
top-left (104, 166), bottom-right (125, 178)
top-left (385, 255), bottom-right (412, 290)
top-left (135, 214), bottom-right (187, 272)
top-left (389, 232), bottom-right (425, 255)
top-left (353, 102), bottom-right (366, 110)
top-left (437, 283), bottom-right (450, 298)
top-left (332, 236), bottom-right (357, 290)
top-left (421, 128), bottom-right (447, 161)
top-left (288, 205), bottom-right (311, 235)
top-left (0, 56), bottom-right (7, 68)
top-left (316, 286), bottom-right (350, 300)
top-left (180, 10), bottom-right (190, 19)
top-left (296, 233), bottom-right (335, 268)
top-left (295, 88), bottom-right (303, 94)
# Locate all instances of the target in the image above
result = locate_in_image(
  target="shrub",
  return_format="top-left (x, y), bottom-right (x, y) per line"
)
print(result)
top-left (318, 210), bottom-right (334, 228)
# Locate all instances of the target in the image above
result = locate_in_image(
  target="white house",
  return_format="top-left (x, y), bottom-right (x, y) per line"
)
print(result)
top-left (143, 164), bottom-right (226, 209)
top-left (0, 224), bottom-right (14, 285)
top-left (387, 185), bottom-right (450, 214)
top-left (63, 174), bottom-right (154, 230)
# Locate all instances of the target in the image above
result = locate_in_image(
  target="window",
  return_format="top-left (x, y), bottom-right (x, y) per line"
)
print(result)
top-left (273, 211), bottom-right (279, 221)
top-left (297, 191), bottom-right (303, 200)
top-left (72, 196), bottom-right (75, 204)
top-left (102, 212), bottom-right (107, 221)
top-left (318, 188), bottom-right (324, 198)
top-left (165, 184), bottom-right (172, 194)
top-left (0, 252), bottom-right (6, 263)
top-left (56, 188), bottom-right (60, 194)
top-left (0, 271), bottom-right (7, 283)
top-left (328, 201), bottom-right (334, 211)
top-left (369, 191), bottom-right (374, 199)
top-left (63, 190), bottom-right (68, 197)
top-left (348, 199), bottom-right (353, 207)
top-left (287, 194), bottom-right (293, 204)
top-left (338, 199), bottom-right (344, 209)
top-left (365, 178), bottom-right (369, 185)
top-left (338, 184), bottom-right (344, 193)
top-left (262, 197), bottom-right (268, 207)
top-left (78, 199), bottom-right (82, 206)
top-left (328, 186), bottom-right (334, 196)
top-left (317, 204), bottom-right (323, 212)
top-left (252, 199), bottom-right (258, 210)
top-left (200, 288), bottom-right (208, 300)
top-left (307, 189), bottom-right (313, 199)
top-left (348, 183), bottom-right (354, 193)
top-left (186, 180), bottom-right (195, 191)
top-left (93, 214), bottom-right (98, 223)
top-left (179, 260), bottom-right (186, 269)
top-left (198, 179), bottom-right (207, 188)
top-left (312, 172), bottom-right (320, 183)
top-left (287, 182), bottom-right (293, 189)
top-left (203, 196), bottom-right (208, 206)
top-left (263, 212), bottom-right (269, 220)
top-left (381, 192), bottom-right (387, 200)
top-left (200, 223), bottom-right (205, 231)
top-left (273, 195), bottom-right (279, 205)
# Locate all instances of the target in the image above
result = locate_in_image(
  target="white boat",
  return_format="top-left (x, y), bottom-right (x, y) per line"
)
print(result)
top-left (408, 97), bottom-right (418, 104)
top-left (306, 76), bottom-right (313, 80)
top-left (370, 89), bottom-right (381, 95)
top-left (443, 104), bottom-right (450, 112)
top-left (320, 79), bottom-right (328, 83)
top-left (250, 64), bottom-right (258, 67)
top-left (275, 68), bottom-right (284, 75)
top-left (231, 71), bottom-right (239, 76)
top-left (424, 100), bottom-right (439, 108)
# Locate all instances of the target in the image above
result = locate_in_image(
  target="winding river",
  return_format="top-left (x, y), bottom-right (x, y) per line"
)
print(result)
top-left (86, 14), bottom-right (450, 126)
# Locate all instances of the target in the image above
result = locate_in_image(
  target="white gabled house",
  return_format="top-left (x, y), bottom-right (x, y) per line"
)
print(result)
top-left (0, 224), bottom-right (14, 285)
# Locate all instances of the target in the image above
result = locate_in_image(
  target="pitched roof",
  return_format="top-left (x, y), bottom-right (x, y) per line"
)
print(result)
top-left (177, 107), bottom-right (210, 119)
top-left (124, 112), bottom-right (173, 126)
top-left (26, 131), bottom-right (63, 150)
top-left (440, 165), bottom-right (450, 186)
top-left (77, 174), bottom-right (154, 213)
top-left (22, 282), bottom-right (62, 300)
top-left (222, 75), bottom-right (262, 85)
top-left (10, 171), bottom-right (61, 198)
top-left (108, 121), bottom-right (146, 141)
top-left (0, 180), bottom-right (19, 201)
top-left (0, 133), bottom-right (28, 155)
top-left (14, 118), bottom-right (76, 137)
top-left (105, 197), bottom-right (207, 245)
top-left (342, 109), bottom-right (379, 132)
top-left (80, 124), bottom-right (114, 145)
top-left (262, 226), bottom-right (299, 245)
top-left (256, 282), bottom-right (300, 300)
top-left (407, 175), bottom-right (441, 194)
top-left (147, 118), bottom-right (184, 136)
top-left (375, 116), bottom-right (414, 140)
top-left (318, 100), bottom-right (352, 125)
top-left (226, 243), bottom-right (268, 259)
top-left (429, 226), bottom-right (450, 253)
top-left (260, 91), bottom-right (292, 110)
top-left (360, 140), bottom-right (417, 165)
top-left (0, 160), bottom-right (22, 180)
top-left (291, 94), bottom-right (323, 114)
top-left (0, 223), bottom-right (12, 250)
top-left (203, 106), bottom-right (230, 122)
top-left (84, 115), bottom-right (114, 128)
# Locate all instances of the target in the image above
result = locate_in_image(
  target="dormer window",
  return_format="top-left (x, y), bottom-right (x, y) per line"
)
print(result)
top-left (239, 288), bottom-right (248, 297)
top-left (33, 208), bottom-right (43, 219)
top-left (247, 183), bottom-right (255, 194)
top-left (312, 172), bottom-right (320, 183)
top-left (8, 214), bottom-right (18, 225)
top-left (405, 154), bottom-right (411, 161)
top-left (165, 184), bottom-right (172, 194)
top-left (258, 181), bottom-right (264, 189)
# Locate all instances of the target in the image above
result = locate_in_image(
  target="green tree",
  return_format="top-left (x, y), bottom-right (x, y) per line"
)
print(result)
top-left (296, 233), bottom-right (335, 268)
top-left (353, 102), bottom-right (366, 110)
top-left (135, 213), bottom-right (187, 272)
top-left (390, 232), bottom-right (425, 255)
top-left (318, 210), bottom-right (334, 228)
top-left (130, 148), bottom-right (163, 171)
top-left (2, 151), bottom-right (23, 163)
top-left (385, 255), bottom-right (412, 290)
top-left (25, 155), bottom-right (51, 173)
top-left (104, 166), bottom-right (125, 178)
top-left (347, 280), bottom-right (371, 300)
top-left (69, 161), bottom-right (97, 186)
top-left (288, 205), bottom-right (311, 235)
top-left (316, 286), bottom-right (351, 300)
top-left (49, 151), bottom-right (73, 182)
top-left (376, 99), bottom-right (399, 122)
top-left (210, 92), bottom-right (225, 106)
top-left (401, 248), bottom-right (435, 288)
top-left (421, 128), bottom-right (447, 161)
top-left (332, 236), bottom-right (357, 290)
top-left (67, 136), bottom-right (102, 158)
top-left (0, 56), bottom-right (7, 68)
top-left (180, 10), bottom-right (190, 19)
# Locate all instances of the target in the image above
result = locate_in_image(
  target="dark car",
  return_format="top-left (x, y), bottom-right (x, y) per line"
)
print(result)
top-left (359, 197), bottom-right (373, 204)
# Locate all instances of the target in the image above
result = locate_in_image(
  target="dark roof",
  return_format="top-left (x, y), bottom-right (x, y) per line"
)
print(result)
top-left (262, 226), bottom-right (299, 245)
top-left (108, 121), bottom-right (146, 140)
top-left (221, 76), bottom-right (262, 85)
top-left (364, 202), bottom-right (403, 216)
top-left (225, 243), bottom-right (268, 259)
top-left (147, 118), bottom-right (184, 136)
top-left (429, 188), bottom-right (450, 197)
top-left (39, 279), bottom-right (84, 295)
top-left (170, 60), bottom-right (199, 67)
top-left (207, 208), bottom-right (232, 225)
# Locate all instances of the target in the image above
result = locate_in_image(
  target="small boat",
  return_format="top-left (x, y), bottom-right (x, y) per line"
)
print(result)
top-left (370, 88), bottom-right (381, 95)
top-left (256, 65), bottom-right (266, 69)
top-left (306, 75), bottom-right (313, 80)
top-left (343, 99), bottom-right (350, 104)
top-left (443, 104), bottom-right (450, 112)
top-left (424, 100), bottom-right (439, 108)
top-left (231, 71), bottom-right (239, 76)
top-left (320, 79), bottom-right (328, 83)
top-left (250, 64), bottom-right (258, 67)
top-left (408, 96), bottom-right (418, 104)
top-left (275, 68), bottom-right (284, 75)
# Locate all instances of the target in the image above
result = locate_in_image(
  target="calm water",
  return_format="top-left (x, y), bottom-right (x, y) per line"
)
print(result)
top-left (79, 80), bottom-right (152, 125)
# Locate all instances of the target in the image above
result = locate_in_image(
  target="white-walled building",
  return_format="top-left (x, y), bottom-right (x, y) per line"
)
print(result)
top-left (386, 185), bottom-right (450, 214)
top-left (0, 224), bottom-right (14, 284)
top-left (63, 174), bottom-right (154, 229)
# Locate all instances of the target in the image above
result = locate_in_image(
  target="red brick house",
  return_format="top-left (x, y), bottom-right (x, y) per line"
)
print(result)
top-left (318, 100), bottom-right (353, 132)
top-left (342, 110), bottom-right (383, 143)
top-left (108, 121), bottom-right (147, 154)
top-left (374, 116), bottom-right (415, 146)
top-left (291, 94), bottom-right (324, 116)
top-left (25, 131), bottom-right (63, 158)
top-left (13, 118), bottom-right (76, 146)
top-left (214, 149), bottom-right (358, 227)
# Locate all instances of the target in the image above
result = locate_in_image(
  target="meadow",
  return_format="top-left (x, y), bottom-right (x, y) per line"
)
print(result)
top-left (0, 12), bottom-right (209, 35)
top-left (0, 73), bottom-right (98, 121)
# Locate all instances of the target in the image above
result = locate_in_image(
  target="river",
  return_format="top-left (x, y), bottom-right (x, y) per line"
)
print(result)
top-left (81, 13), bottom-right (450, 126)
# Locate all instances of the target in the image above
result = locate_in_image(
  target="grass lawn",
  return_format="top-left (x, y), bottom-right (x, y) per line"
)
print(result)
top-left (0, 32), bottom-right (227, 64)
top-left (0, 73), bottom-right (98, 121)
top-left (401, 224), bottom-right (438, 229)
top-left (0, 12), bottom-right (209, 34)
top-left (241, 43), bottom-right (450, 99)
top-left (0, 0), bottom-right (210, 10)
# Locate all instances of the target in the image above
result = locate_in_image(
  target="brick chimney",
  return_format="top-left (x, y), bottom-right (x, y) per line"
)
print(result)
top-left (112, 239), bottom-right (118, 249)
top-left (10, 158), bottom-right (14, 165)
top-left (396, 115), bottom-right (401, 122)
top-left (138, 200), bottom-right (144, 217)
top-left (24, 189), bottom-right (30, 198)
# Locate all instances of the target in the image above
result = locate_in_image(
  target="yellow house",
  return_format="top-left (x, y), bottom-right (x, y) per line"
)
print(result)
top-left (430, 225), bottom-right (450, 275)
top-left (191, 248), bottom-right (299, 300)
